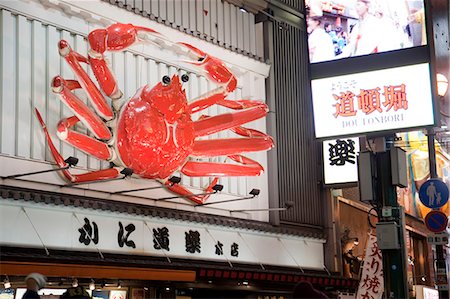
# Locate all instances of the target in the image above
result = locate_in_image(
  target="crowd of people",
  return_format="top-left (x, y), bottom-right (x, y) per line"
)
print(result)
top-left (307, 0), bottom-right (426, 63)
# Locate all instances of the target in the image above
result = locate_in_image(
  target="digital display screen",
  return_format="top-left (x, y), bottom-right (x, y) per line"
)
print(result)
top-left (305, 0), bottom-right (427, 63)
top-left (311, 63), bottom-right (434, 138)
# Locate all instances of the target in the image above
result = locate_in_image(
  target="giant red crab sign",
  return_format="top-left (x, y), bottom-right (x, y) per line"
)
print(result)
top-left (36, 23), bottom-right (274, 204)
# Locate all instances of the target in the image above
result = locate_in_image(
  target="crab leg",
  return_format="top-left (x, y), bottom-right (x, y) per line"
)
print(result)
top-left (164, 178), bottom-right (219, 205)
top-left (88, 23), bottom-right (159, 99)
top-left (51, 76), bottom-right (112, 140)
top-left (58, 41), bottom-right (114, 120)
top-left (181, 155), bottom-right (264, 177)
top-left (197, 114), bottom-right (272, 139)
top-left (192, 138), bottom-right (273, 156)
top-left (194, 105), bottom-right (268, 137)
top-left (35, 109), bottom-right (120, 183)
top-left (56, 116), bottom-right (112, 160)
top-left (189, 95), bottom-right (267, 114)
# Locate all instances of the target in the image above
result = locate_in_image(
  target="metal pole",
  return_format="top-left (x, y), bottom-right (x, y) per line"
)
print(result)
top-left (426, 127), bottom-right (449, 298)
top-left (375, 148), bottom-right (409, 299)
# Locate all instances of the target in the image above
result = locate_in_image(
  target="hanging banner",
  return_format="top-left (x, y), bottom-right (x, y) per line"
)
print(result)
top-left (356, 234), bottom-right (384, 299)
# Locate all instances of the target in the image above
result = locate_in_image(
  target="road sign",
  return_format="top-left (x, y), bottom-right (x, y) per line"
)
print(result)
top-left (425, 211), bottom-right (449, 233)
top-left (419, 179), bottom-right (449, 209)
top-left (427, 232), bottom-right (449, 245)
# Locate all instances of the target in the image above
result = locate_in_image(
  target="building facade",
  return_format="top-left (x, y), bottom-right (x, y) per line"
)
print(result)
top-left (0, 0), bottom-right (356, 297)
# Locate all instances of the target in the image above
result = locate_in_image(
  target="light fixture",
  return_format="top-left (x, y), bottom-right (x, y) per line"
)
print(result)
top-left (212, 184), bottom-right (224, 192)
top-left (72, 278), bottom-right (78, 287)
top-left (165, 287), bottom-right (170, 291)
top-left (230, 201), bottom-right (294, 213)
top-left (69, 168), bottom-right (133, 186)
top-left (118, 280), bottom-right (122, 289)
top-left (5, 156), bottom-right (78, 179)
top-left (196, 188), bottom-right (261, 207)
top-left (249, 189), bottom-right (260, 196)
top-left (89, 279), bottom-right (95, 291)
top-left (3, 276), bottom-right (11, 289)
top-left (239, 6), bottom-right (248, 13)
top-left (437, 73), bottom-right (449, 97)
top-left (242, 281), bottom-right (249, 286)
top-left (113, 176), bottom-right (181, 194)
top-left (421, 276), bottom-right (426, 282)
top-left (157, 184), bottom-right (223, 201)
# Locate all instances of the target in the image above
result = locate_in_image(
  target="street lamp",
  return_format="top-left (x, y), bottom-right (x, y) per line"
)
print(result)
top-left (436, 73), bottom-right (449, 97)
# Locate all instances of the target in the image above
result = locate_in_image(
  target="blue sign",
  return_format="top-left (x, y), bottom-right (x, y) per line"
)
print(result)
top-left (419, 179), bottom-right (449, 209)
top-left (424, 211), bottom-right (449, 233)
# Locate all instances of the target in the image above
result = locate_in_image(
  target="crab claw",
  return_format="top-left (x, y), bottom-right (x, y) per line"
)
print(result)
top-left (178, 42), bottom-right (237, 93)
top-left (89, 23), bottom-right (161, 55)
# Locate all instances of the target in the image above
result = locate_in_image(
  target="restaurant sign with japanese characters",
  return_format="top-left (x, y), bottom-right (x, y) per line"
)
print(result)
top-left (0, 200), bottom-right (325, 269)
top-left (323, 137), bottom-right (359, 185)
top-left (311, 63), bottom-right (434, 139)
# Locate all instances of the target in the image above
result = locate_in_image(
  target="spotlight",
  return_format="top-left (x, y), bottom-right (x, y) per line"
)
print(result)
top-left (168, 176), bottom-right (181, 184)
top-left (118, 280), bottom-right (122, 289)
top-left (212, 184), bottom-right (224, 192)
top-left (89, 279), bottom-right (95, 291)
top-left (239, 6), bottom-right (248, 13)
top-left (421, 276), bottom-right (426, 282)
top-left (64, 156), bottom-right (79, 167)
top-left (242, 281), bottom-right (249, 286)
top-left (4, 276), bottom-right (11, 289)
top-left (249, 189), bottom-right (260, 196)
top-left (120, 168), bottom-right (133, 177)
top-left (72, 278), bottom-right (78, 287)
top-left (165, 287), bottom-right (170, 291)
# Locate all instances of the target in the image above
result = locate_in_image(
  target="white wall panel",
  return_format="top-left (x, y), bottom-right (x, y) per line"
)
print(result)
top-left (111, 1), bottom-right (260, 58)
top-left (0, 1), bottom-right (270, 220)
top-left (31, 20), bottom-right (47, 161)
top-left (1, 10), bottom-right (16, 156)
top-left (17, 15), bottom-right (32, 158)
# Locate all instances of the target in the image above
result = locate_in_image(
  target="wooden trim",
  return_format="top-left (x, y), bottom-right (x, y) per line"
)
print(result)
top-left (0, 262), bottom-right (196, 281)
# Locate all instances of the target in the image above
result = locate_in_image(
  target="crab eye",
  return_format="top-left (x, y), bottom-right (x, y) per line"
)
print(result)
top-left (181, 74), bottom-right (189, 83)
top-left (162, 75), bottom-right (171, 86)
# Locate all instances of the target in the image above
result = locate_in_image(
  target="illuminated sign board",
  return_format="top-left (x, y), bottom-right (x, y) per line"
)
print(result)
top-left (305, 0), bottom-right (427, 63)
top-left (311, 63), bottom-right (434, 139)
top-left (323, 137), bottom-right (360, 185)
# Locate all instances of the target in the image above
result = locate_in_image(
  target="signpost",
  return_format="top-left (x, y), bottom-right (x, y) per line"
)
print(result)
top-left (419, 179), bottom-right (449, 209)
top-left (424, 211), bottom-right (449, 233)
top-left (421, 178), bottom-right (449, 295)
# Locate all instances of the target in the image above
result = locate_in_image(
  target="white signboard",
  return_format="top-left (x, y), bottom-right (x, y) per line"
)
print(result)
top-left (415, 285), bottom-right (439, 299)
top-left (0, 200), bottom-right (325, 269)
top-left (356, 235), bottom-right (384, 299)
top-left (323, 137), bottom-right (359, 184)
top-left (311, 63), bottom-right (434, 139)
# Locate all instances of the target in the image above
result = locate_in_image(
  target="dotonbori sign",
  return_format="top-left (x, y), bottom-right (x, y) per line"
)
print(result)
top-left (311, 64), bottom-right (434, 139)
top-left (304, 0), bottom-right (437, 140)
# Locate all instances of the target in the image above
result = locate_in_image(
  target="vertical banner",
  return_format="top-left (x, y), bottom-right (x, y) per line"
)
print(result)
top-left (356, 234), bottom-right (384, 299)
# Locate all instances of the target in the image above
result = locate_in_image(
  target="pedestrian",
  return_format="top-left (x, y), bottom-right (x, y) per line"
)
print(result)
top-left (22, 273), bottom-right (47, 299)
top-left (292, 281), bottom-right (329, 298)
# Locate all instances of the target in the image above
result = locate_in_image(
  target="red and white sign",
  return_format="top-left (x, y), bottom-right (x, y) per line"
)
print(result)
top-left (356, 235), bottom-right (384, 299)
top-left (311, 63), bottom-right (434, 139)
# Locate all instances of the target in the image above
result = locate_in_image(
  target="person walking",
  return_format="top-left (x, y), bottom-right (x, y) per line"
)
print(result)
top-left (22, 273), bottom-right (47, 299)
